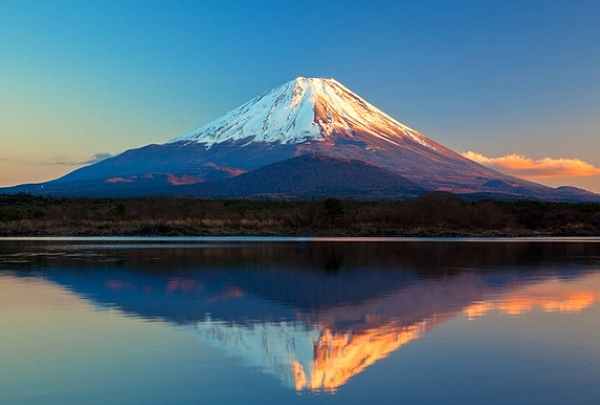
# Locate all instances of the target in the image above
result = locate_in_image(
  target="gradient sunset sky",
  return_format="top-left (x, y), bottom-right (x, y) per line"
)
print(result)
top-left (2, 1), bottom-right (599, 190)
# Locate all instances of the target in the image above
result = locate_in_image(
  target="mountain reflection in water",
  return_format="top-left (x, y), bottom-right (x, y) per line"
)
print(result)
top-left (2, 241), bottom-right (600, 393)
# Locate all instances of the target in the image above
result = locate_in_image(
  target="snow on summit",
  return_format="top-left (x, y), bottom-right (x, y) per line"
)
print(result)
top-left (170, 77), bottom-right (436, 149)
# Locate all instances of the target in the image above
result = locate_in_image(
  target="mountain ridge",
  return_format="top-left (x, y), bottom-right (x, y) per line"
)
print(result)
top-left (188, 154), bottom-right (425, 198)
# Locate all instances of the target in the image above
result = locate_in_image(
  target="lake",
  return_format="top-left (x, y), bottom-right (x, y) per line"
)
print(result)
top-left (2, 238), bottom-right (600, 404)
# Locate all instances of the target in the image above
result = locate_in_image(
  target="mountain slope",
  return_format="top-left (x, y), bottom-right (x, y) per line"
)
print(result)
top-left (189, 154), bottom-right (424, 198)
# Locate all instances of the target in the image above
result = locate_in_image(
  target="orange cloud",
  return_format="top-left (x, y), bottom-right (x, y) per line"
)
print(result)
top-left (463, 151), bottom-right (600, 178)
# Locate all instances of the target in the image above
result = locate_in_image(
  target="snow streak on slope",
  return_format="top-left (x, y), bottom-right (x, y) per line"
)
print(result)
top-left (171, 77), bottom-right (437, 150)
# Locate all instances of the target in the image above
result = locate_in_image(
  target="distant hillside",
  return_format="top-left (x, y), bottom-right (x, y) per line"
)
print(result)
top-left (190, 154), bottom-right (424, 198)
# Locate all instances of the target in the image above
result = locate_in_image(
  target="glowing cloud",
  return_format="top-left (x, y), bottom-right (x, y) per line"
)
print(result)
top-left (463, 151), bottom-right (600, 178)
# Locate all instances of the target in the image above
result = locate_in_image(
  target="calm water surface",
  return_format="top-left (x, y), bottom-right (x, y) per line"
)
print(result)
top-left (1, 239), bottom-right (600, 404)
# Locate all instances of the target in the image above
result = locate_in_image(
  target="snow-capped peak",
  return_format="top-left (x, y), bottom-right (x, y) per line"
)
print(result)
top-left (170, 77), bottom-right (436, 150)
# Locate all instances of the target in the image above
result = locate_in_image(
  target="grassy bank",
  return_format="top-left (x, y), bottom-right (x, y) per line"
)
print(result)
top-left (1, 193), bottom-right (599, 236)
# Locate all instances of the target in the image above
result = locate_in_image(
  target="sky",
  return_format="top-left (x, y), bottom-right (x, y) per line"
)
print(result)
top-left (1, 0), bottom-right (599, 190)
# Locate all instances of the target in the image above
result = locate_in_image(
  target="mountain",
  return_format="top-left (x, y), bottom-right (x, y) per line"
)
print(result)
top-left (2, 76), bottom-right (598, 201)
top-left (188, 154), bottom-right (424, 198)
top-left (554, 186), bottom-right (600, 203)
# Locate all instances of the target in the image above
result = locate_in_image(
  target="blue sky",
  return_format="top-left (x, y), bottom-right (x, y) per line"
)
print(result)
top-left (2, 0), bottom-right (599, 189)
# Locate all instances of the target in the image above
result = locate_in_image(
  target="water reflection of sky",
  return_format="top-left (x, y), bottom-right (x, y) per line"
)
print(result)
top-left (1, 242), bottom-right (600, 404)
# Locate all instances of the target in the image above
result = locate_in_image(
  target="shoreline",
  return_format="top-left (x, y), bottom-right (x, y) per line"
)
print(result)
top-left (2, 235), bottom-right (600, 242)
top-left (2, 195), bottom-right (599, 238)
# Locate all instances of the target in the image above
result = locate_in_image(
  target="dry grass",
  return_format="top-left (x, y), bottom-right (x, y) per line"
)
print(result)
top-left (1, 193), bottom-right (599, 236)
